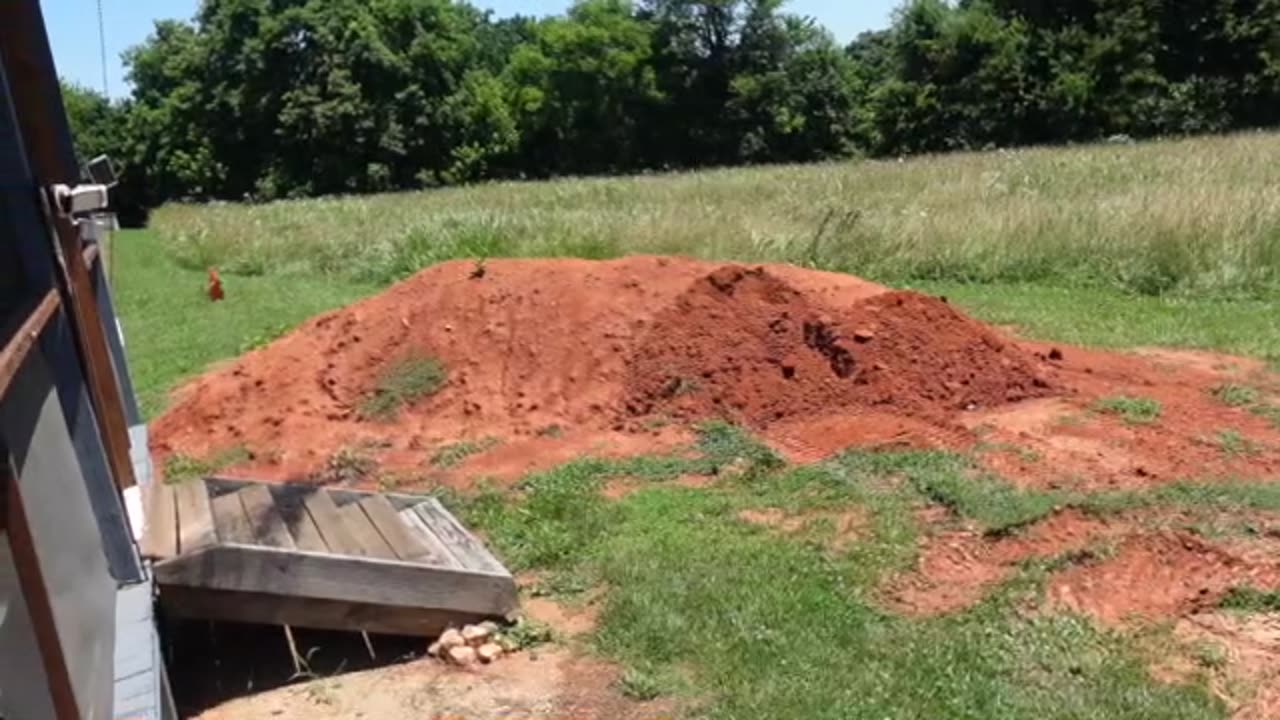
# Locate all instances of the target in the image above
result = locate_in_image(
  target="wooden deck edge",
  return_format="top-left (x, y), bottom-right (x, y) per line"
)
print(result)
top-left (157, 586), bottom-right (497, 636)
top-left (153, 544), bottom-right (518, 618)
top-left (203, 476), bottom-right (432, 511)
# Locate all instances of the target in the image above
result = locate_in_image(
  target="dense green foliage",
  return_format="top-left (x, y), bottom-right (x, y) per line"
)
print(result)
top-left (65, 0), bottom-right (1280, 214)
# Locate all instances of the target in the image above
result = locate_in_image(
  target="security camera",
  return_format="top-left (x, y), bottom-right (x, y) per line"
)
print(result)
top-left (86, 154), bottom-right (117, 188)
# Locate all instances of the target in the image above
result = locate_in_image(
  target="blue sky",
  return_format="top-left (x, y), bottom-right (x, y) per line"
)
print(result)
top-left (46, 0), bottom-right (897, 99)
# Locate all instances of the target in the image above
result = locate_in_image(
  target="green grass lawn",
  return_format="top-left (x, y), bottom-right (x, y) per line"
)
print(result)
top-left (457, 426), bottom-right (1228, 719)
top-left (151, 131), bottom-right (1280, 298)
top-left (915, 282), bottom-right (1280, 365)
top-left (112, 229), bottom-right (377, 417)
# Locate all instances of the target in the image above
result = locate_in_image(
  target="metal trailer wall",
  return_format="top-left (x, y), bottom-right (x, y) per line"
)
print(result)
top-left (0, 1), bottom-right (168, 717)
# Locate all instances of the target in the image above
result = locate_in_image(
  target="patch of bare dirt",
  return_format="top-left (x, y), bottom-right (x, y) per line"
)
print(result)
top-left (602, 473), bottom-right (717, 501)
top-left (885, 508), bottom-right (1123, 616)
top-left (1159, 612), bottom-right (1280, 720)
top-left (1048, 532), bottom-right (1280, 625)
top-left (191, 649), bottom-right (669, 720)
top-left (885, 504), bottom-right (1280, 627)
top-left (968, 344), bottom-right (1280, 492)
top-left (737, 506), bottom-right (867, 552)
top-left (523, 596), bottom-right (601, 638)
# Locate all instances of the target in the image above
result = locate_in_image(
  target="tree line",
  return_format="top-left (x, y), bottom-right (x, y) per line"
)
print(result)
top-left (63, 0), bottom-right (1280, 223)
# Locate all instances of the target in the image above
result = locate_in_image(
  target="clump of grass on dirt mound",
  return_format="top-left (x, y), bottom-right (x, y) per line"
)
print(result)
top-left (1219, 586), bottom-right (1280, 613)
top-left (1209, 383), bottom-right (1280, 430)
top-left (431, 437), bottom-right (501, 469)
top-left (1094, 396), bottom-right (1163, 425)
top-left (358, 353), bottom-right (446, 420)
top-left (1212, 384), bottom-right (1260, 407)
top-left (163, 445), bottom-right (251, 484)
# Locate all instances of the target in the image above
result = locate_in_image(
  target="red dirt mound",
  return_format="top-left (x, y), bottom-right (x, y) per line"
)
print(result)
top-left (624, 266), bottom-right (1049, 427)
top-left (152, 257), bottom-right (1052, 484)
top-left (153, 255), bottom-right (1280, 491)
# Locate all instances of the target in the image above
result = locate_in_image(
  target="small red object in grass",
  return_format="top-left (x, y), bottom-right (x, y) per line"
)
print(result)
top-left (207, 267), bottom-right (225, 302)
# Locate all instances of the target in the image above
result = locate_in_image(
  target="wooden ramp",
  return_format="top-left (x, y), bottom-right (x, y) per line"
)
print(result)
top-left (142, 477), bottom-right (518, 636)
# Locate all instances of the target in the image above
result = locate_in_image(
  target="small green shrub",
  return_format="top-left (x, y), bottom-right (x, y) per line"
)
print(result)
top-left (1189, 640), bottom-right (1228, 670)
top-left (430, 437), bottom-right (501, 469)
top-left (1251, 404), bottom-right (1280, 429)
top-left (498, 617), bottom-right (555, 651)
top-left (1219, 586), bottom-right (1280, 613)
top-left (359, 354), bottom-right (447, 420)
top-left (1212, 384), bottom-right (1260, 407)
top-left (695, 420), bottom-right (784, 479)
top-left (317, 446), bottom-right (378, 485)
top-left (617, 667), bottom-right (665, 701)
top-left (163, 445), bottom-right (251, 484)
top-left (1214, 429), bottom-right (1263, 457)
top-left (1094, 396), bottom-right (1163, 425)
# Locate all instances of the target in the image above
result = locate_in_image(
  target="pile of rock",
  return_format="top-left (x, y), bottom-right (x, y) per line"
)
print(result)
top-left (428, 622), bottom-right (506, 667)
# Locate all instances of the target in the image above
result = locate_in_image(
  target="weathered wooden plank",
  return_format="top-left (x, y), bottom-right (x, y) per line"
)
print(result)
top-left (327, 487), bottom-right (422, 512)
top-left (359, 495), bottom-right (435, 562)
top-left (262, 484), bottom-right (327, 552)
top-left (153, 545), bottom-right (518, 617)
top-left (414, 498), bottom-right (509, 575)
top-left (247, 480), bottom-right (425, 514)
top-left (211, 491), bottom-right (253, 544)
top-left (303, 490), bottom-right (360, 555)
top-left (174, 480), bottom-right (215, 553)
top-left (399, 509), bottom-right (463, 569)
top-left (284, 505), bottom-right (327, 554)
top-left (339, 502), bottom-right (396, 559)
top-left (158, 586), bottom-right (493, 637)
top-left (140, 481), bottom-right (177, 560)
top-left (289, 511), bottom-right (327, 553)
top-left (239, 484), bottom-right (294, 549)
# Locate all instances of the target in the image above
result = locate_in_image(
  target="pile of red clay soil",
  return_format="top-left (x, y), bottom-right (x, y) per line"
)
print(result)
top-left (153, 255), bottom-right (1280, 490)
top-left (151, 256), bottom-right (1051, 483)
top-left (154, 255), bottom-right (1280, 716)
top-left (624, 266), bottom-right (1048, 426)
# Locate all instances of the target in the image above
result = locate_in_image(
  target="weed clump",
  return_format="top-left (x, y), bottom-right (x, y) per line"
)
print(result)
top-left (1212, 384), bottom-right (1259, 407)
top-left (431, 437), bottom-right (502, 469)
top-left (359, 353), bottom-right (447, 420)
top-left (163, 445), bottom-right (251, 484)
top-left (1219, 586), bottom-right (1280, 613)
top-left (1214, 429), bottom-right (1263, 457)
top-left (1094, 396), bottom-right (1162, 425)
top-left (317, 445), bottom-right (379, 485)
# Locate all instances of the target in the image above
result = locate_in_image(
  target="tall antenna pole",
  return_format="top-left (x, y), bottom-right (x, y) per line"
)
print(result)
top-left (95, 0), bottom-right (117, 285)
top-left (96, 0), bottom-right (109, 96)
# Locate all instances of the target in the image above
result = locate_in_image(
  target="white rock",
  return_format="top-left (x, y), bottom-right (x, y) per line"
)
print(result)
top-left (477, 643), bottom-right (503, 664)
top-left (438, 628), bottom-right (465, 650)
top-left (448, 645), bottom-right (478, 667)
top-left (462, 624), bottom-right (492, 646)
top-left (427, 641), bottom-right (442, 658)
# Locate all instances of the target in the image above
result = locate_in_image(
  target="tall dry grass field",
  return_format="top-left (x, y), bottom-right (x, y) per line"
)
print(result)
top-left (153, 131), bottom-right (1280, 296)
